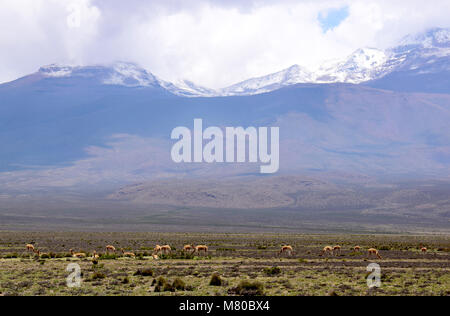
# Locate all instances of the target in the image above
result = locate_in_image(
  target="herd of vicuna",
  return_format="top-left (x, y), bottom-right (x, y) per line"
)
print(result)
top-left (24, 243), bottom-right (428, 260)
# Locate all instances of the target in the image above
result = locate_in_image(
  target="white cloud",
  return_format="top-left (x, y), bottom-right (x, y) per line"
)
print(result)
top-left (0, 0), bottom-right (449, 88)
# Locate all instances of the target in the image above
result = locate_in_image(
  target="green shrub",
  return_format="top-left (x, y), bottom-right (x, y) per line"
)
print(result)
top-left (163, 282), bottom-right (175, 292)
top-left (4, 253), bottom-right (18, 259)
top-left (99, 254), bottom-right (118, 260)
top-left (159, 251), bottom-right (195, 260)
top-left (229, 281), bottom-right (264, 296)
top-left (173, 278), bottom-right (186, 291)
top-left (264, 266), bottom-right (281, 276)
top-left (156, 276), bottom-right (167, 287)
top-left (210, 273), bottom-right (223, 286)
top-left (91, 272), bottom-right (106, 280)
top-left (134, 268), bottom-right (154, 277)
top-left (216, 248), bottom-right (236, 252)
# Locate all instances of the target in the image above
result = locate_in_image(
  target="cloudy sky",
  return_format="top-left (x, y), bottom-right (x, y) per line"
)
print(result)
top-left (1, 0), bottom-right (449, 88)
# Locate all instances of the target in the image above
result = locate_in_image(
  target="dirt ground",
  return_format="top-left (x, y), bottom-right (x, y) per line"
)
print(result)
top-left (0, 232), bottom-right (448, 296)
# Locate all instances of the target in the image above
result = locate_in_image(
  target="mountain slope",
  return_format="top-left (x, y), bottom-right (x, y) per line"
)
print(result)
top-left (1, 74), bottom-right (450, 184)
top-left (221, 28), bottom-right (450, 96)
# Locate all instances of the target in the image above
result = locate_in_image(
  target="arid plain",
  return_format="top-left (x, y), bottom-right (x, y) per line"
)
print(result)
top-left (0, 232), bottom-right (448, 296)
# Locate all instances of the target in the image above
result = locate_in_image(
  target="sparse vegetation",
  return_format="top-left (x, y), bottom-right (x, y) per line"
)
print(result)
top-left (0, 232), bottom-right (448, 296)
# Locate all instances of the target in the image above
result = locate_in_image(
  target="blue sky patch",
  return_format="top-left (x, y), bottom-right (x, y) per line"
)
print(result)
top-left (318, 6), bottom-right (349, 32)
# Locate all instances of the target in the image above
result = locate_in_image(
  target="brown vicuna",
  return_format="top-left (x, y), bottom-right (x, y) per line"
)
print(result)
top-left (195, 245), bottom-right (208, 256)
top-left (106, 245), bottom-right (116, 253)
top-left (279, 245), bottom-right (293, 257)
top-left (121, 249), bottom-right (136, 258)
top-left (160, 245), bottom-right (171, 255)
top-left (368, 248), bottom-right (382, 259)
top-left (153, 245), bottom-right (162, 255)
top-left (333, 245), bottom-right (341, 256)
top-left (70, 249), bottom-right (87, 258)
top-left (322, 246), bottom-right (333, 256)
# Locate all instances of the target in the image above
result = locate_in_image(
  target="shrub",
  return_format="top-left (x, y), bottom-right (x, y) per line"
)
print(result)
top-left (134, 268), bottom-right (154, 277)
top-left (156, 276), bottom-right (167, 287)
top-left (172, 278), bottom-right (186, 291)
top-left (91, 272), bottom-right (106, 280)
top-left (4, 253), bottom-right (18, 259)
top-left (99, 253), bottom-right (118, 260)
top-left (163, 282), bottom-right (175, 292)
top-left (159, 251), bottom-right (195, 260)
top-left (228, 281), bottom-right (264, 296)
top-left (135, 253), bottom-right (146, 260)
top-left (264, 266), bottom-right (281, 276)
top-left (216, 248), bottom-right (236, 252)
top-left (210, 273), bottom-right (223, 286)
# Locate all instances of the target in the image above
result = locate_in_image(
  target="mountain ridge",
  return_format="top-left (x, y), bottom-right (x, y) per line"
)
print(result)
top-left (4, 27), bottom-right (449, 97)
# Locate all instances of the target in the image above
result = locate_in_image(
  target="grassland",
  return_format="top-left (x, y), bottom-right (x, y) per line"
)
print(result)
top-left (0, 232), bottom-right (449, 296)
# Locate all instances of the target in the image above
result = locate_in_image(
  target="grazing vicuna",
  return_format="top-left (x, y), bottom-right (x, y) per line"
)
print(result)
top-left (106, 245), bottom-right (116, 253)
top-left (279, 245), bottom-right (293, 257)
top-left (121, 249), bottom-right (136, 258)
top-left (322, 246), bottom-right (333, 256)
top-left (70, 249), bottom-right (87, 258)
top-left (368, 248), bottom-right (382, 259)
top-left (153, 245), bottom-right (162, 255)
top-left (33, 250), bottom-right (48, 258)
top-left (26, 244), bottom-right (35, 252)
top-left (333, 245), bottom-right (341, 256)
top-left (92, 251), bottom-right (100, 259)
top-left (354, 246), bottom-right (361, 252)
top-left (160, 245), bottom-right (172, 255)
top-left (421, 247), bottom-right (427, 253)
top-left (195, 245), bottom-right (209, 256)
top-left (184, 245), bottom-right (195, 253)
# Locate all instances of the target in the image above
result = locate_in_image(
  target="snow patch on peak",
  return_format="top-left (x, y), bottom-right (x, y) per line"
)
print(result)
top-left (348, 48), bottom-right (387, 69)
top-left (398, 28), bottom-right (450, 49)
top-left (103, 62), bottom-right (159, 87)
top-left (39, 64), bottom-right (74, 77)
top-left (160, 79), bottom-right (217, 97)
top-left (316, 47), bottom-right (388, 83)
top-left (221, 65), bottom-right (313, 96)
top-left (434, 29), bottom-right (450, 44)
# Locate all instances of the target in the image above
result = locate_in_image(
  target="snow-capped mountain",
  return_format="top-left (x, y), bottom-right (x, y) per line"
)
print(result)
top-left (221, 28), bottom-right (450, 96)
top-left (39, 62), bottom-right (161, 88)
top-left (388, 28), bottom-right (450, 73)
top-left (38, 62), bottom-right (215, 97)
top-left (314, 48), bottom-right (388, 84)
top-left (220, 65), bottom-right (313, 96)
top-left (160, 79), bottom-right (216, 97)
top-left (12, 28), bottom-right (450, 97)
